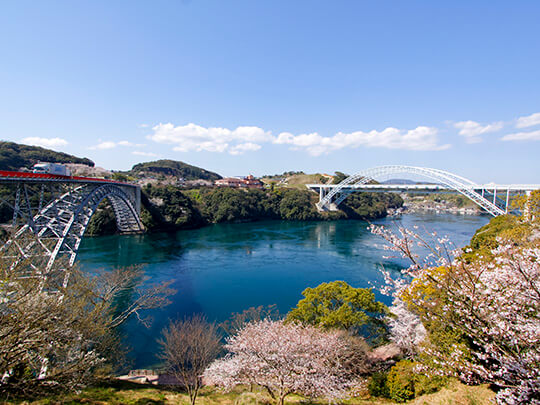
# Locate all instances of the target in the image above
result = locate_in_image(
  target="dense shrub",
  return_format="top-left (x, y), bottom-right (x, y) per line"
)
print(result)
top-left (368, 372), bottom-right (389, 398)
top-left (368, 361), bottom-right (448, 402)
top-left (341, 192), bottom-right (403, 220)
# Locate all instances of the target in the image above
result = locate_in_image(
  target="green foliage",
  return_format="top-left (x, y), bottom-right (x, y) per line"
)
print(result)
top-left (0, 141), bottom-right (94, 171)
top-left (286, 281), bottom-right (388, 342)
top-left (83, 184), bottom-right (404, 236)
top-left (199, 188), bottom-right (281, 223)
top-left (386, 360), bottom-right (449, 402)
top-left (427, 193), bottom-right (475, 208)
top-left (86, 200), bottom-right (117, 236)
top-left (131, 159), bottom-right (221, 181)
top-left (368, 361), bottom-right (448, 401)
top-left (277, 189), bottom-right (320, 220)
top-left (368, 372), bottom-right (389, 398)
top-left (341, 192), bottom-right (403, 220)
top-left (111, 172), bottom-right (134, 182)
top-left (141, 185), bottom-right (205, 231)
top-left (466, 214), bottom-right (532, 259)
top-left (332, 171), bottom-right (348, 184)
top-left (386, 361), bottom-right (415, 402)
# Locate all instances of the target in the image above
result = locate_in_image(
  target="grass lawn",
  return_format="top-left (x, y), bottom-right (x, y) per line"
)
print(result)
top-left (1, 379), bottom-right (495, 405)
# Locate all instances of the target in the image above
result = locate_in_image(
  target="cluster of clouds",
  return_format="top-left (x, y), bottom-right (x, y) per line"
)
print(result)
top-left (146, 123), bottom-right (449, 157)
top-left (147, 123), bottom-right (270, 155)
top-left (88, 140), bottom-right (145, 150)
top-left (453, 111), bottom-right (540, 144)
top-left (19, 111), bottom-right (540, 158)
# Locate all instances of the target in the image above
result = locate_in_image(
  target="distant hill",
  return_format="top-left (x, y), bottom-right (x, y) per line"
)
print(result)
top-left (0, 141), bottom-right (94, 171)
top-left (130, 159), bottom-right (222, 181)
top-left (382, 178), bottom-right (439, 185)
top-left (382, 178), bottom-right (417, 184)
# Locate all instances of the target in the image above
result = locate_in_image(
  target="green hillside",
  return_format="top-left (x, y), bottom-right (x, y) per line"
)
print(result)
top-left (0, 141), bottom-right (94, 171)
top-left (130, 159), bottom-right (222, 181)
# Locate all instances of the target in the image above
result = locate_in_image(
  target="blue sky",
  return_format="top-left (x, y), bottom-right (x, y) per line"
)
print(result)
top-left (1, 1), bottom-right (539, 182)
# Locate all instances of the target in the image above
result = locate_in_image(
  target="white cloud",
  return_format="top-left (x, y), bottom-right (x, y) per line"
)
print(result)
top-left (137, 123), bottom-right (149, 128)
top-left (21, 137), bottom-right (68, 149)
top-left (132, 151), bottom-right (158, 157)
top-left (453, 120), bottom-right (504, 143)
top-left (118, 140), bottom-right (145, 147)
top-left (516, 112), bottom-right (540, 128)
top-left (89, 141), bottom-right (116, 150)
top-left (89, 140), bottom-right (144, 150)
top-left (148, 123), bottom-right (271, 155)
top-left (274, 126), bottom-right (449, 156)
top-left (230, 142), bottom-right (262, 155)
top-left (146, 122), bottom-right (450, 156)
top-left (501, 130), bottom-right (540, 142)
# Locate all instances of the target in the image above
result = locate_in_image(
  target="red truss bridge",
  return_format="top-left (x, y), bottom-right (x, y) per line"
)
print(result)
top-left (0, 170), bottom-right (143, 287)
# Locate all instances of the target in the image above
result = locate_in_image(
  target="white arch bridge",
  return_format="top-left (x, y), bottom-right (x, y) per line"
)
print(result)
top-left (307, 166), bottom-right (540, 216)
top-left (0, 170), bottom-right (143, 287)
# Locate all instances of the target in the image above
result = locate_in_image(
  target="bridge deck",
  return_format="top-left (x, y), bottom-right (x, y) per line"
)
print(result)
top-left (0, 170), bottom-right (137, 188)
top-left (306, 183), bottom-right (540, 191)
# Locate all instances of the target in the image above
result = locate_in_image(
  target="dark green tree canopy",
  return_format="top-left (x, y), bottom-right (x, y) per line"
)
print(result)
top-left (0, 141), bottom-right (94, 171)
top-left (286, 281), bottom-right (388, 340)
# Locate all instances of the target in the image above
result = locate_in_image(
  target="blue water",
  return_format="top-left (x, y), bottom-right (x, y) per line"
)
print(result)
top-left (77, 213), bottom-right (489, 368)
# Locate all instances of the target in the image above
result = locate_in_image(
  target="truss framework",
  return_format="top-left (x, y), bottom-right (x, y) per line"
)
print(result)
top-left (0, 179), bottom-right (143, 288)
top-left (315, 165), bottom-right (531, 216)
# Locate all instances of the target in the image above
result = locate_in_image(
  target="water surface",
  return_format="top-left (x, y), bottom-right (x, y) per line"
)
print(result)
top-left (78, 213), bottom-right (489, 367)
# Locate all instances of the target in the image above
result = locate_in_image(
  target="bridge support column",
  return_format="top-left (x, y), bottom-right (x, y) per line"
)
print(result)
top-left (319, 187), bottom-right (326, 202)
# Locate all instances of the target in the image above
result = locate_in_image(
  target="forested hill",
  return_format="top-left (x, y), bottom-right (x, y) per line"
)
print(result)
top-left (0, 141), bottom-right (94, 170)
top-left (130, 159), bottom-right (222, 181)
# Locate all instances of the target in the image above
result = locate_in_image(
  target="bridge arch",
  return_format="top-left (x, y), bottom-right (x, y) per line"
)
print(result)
top-left (316, 165), bottom-right (506, 216)
top-left (2, 182), bottom-right (143, 286)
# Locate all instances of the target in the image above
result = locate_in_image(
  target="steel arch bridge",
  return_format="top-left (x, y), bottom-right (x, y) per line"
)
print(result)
top-left (0, 170), bottom-right (143, 287)
top-left (311, 165), bottom-right (540, 216)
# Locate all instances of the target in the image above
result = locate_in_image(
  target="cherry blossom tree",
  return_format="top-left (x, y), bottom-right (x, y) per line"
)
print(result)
top-left (387, 297), bottom-right (426, 357)
top-left (370, 223), bottom-right (540, 404)
top-left (203, 319), bottom-right (362, 405)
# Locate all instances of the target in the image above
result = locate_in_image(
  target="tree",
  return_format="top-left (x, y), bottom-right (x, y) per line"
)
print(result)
top-left (277, 189), bottom-right (319, 221)
top-left (203, 320), bottom-right (361, 405)
top-left (0, 259), bottom-right (175, 396)
top-left (513, 189), bottom-right (540, 223)
top-left (332, 171), bottom-right (348, 184)
top-left (219, 304), bottom-right (280, 337)
top-left (370, 223), bottom-right (540, 404)
top-left (386, 298), bottom-right (426, 357)
top-left (158, 315), bottom-right (221, 405)
top-left (286, 281), bottom-right (388, 342)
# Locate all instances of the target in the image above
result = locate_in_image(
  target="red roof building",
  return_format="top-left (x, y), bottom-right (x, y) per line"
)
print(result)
top-left (215, 175), bottom-right (264, 189)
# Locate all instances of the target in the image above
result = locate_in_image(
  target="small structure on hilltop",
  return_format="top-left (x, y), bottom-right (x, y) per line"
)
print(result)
top-left (215, 175), bottom-right (263, 189)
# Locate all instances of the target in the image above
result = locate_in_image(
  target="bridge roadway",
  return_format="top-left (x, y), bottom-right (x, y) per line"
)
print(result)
top-left (0, 169), bottom-right (137, 185)
top-left (0, 170), bottom-right (143, 288)
top-left (307, 165), bottom-right (540, 216)
top-left (307, 182), bottom-right (540, 215)
top-left (306, 183), bottom-right (540, 192)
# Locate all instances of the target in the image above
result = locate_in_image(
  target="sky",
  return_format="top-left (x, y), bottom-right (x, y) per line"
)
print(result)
top-left (1, 0), bottom-right (539, 183)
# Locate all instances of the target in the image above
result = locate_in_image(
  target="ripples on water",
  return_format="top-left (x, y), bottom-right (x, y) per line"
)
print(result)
top-left (78, 213), bottom-right (489, 367)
